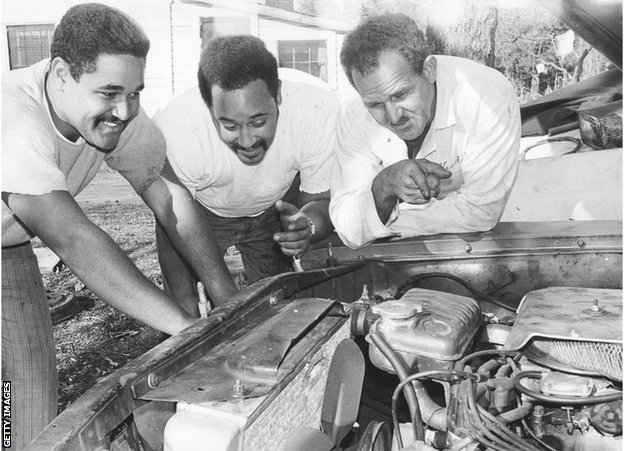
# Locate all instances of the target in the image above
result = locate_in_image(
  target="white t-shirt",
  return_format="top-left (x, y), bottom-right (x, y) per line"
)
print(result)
top-left (330, 55), bottom-right (521, 249)
top-left (153, 68), bottom-right (339, 218)
top-left (2, 59), bottom-right (167, 246)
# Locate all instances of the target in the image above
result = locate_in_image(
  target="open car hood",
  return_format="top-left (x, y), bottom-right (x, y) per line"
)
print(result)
top-left (538, 0), bottom-right (622, 69)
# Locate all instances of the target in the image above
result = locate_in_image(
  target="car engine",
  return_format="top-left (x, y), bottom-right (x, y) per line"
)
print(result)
top-left (348, 282), bottom-right (622, 451)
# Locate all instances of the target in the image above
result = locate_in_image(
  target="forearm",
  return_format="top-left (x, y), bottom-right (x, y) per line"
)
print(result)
top-left (155, 221), bottom-right (200, 316)
top-left (49, 223), bottom-right (194, 335)
top-left (6, 191), bottom-right (195, 335)
top-left (391, 193), bottom-right (503, 237)
top-left (156, 204), bottom-right (237, 307)
top-left (143, 164), bottom-right (238, 307)
top-left (329, 187), bottom-right (399, 249)
top-left (371, 173), bottom-right (398, 224)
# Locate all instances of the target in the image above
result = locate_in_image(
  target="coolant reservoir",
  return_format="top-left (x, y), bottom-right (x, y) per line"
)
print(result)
top-left (367, 288), bottom-right (482, 373)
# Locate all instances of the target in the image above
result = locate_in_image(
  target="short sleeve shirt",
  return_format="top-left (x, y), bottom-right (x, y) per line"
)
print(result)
top-left (153, 68), bottom-right (339, 218)
top-left (2, 59), bottom-right (166, 246)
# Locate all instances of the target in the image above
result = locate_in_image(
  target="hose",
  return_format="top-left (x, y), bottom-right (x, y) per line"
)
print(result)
top-left (395, 272), bottom-right (517, 312)
top-left (496, 401), bottom-right (534, 424)
top-left (513, 371), bottom-right (623, 405)
top-left (390, 370), bottom-right (479, 450)
top-left (477, 403), bottom-right (541, 451)
top-left (465, 379), bottom-right (541, 451)
top-left (369, 332), bottom-right (424, 446)
top-left (463, 380), bottom-right (514, 451)
top-left (455, 349), bottom-right (520, 372)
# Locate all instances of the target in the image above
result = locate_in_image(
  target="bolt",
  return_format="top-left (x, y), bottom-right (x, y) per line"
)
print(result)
top-left (465, 244), bottom-right (472, 253)
top-left (232, 379), bottom-right (245, 397)
top-left (577, 238), bottom-right (586, 247)
top-left (269, 295), bottom-right (278, 306)
top-left (590, 299), bottom-right (601, 312)
top-left (147, 373), bottom-right (160, 389)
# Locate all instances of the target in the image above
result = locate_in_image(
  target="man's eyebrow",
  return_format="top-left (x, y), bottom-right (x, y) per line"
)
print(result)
top-left (217, 112), bottom-right (269, 122)
top-left (98, 83), bottom-right (145, 92)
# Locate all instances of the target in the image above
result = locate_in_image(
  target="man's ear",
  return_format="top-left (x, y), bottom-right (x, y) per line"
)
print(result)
top-left (276, 80), bottom-right (282, 106)
top-left (422, 57), bottom-right (437, 84)
top-left (49, 57), bottom-right (73, 88)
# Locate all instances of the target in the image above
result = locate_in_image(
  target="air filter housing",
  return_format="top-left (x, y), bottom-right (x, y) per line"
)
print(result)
top-left (505, 287), bottom-right (622, 381)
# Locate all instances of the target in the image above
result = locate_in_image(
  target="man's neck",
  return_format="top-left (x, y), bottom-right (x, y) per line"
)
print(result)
top-left (405, 120), bottom-right (432, 159)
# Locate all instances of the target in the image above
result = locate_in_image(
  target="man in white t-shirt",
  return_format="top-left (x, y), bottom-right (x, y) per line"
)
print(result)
top-left (153, 35), bottom-right (338, 314)
top-left (331, 13), bottom-right (520, 248)
top-left (1, 5), bottom-right (237, 446)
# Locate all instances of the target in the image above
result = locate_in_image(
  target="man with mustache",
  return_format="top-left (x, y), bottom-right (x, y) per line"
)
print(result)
top-left (2, 4), bottom-right (238, 446)
top-left (331, 13), bottom-right (521, 248)
top-left (153, 35), bottom-right (338, 315)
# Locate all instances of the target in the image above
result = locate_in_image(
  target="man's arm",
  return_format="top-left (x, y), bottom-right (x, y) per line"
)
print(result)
top-left (273, 190), bottom-right (331, 257)
top-left (330, 96), bottom-right (409, 249)
top-left (141, 160), bottom-right (238, 309)
top-left (389, 95), bottom-right (521, 236)
top-left (4, 190), bottom-right (195, 335)
top-left (371, 159), bottom-right (451, 223)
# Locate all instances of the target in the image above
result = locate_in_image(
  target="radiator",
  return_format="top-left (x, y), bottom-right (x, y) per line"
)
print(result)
top-left (163, 319), bottom-right (350, 451)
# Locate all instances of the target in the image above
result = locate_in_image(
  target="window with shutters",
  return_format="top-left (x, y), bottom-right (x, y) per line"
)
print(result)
top-left (7, 24), bottom-right (55, 70)
top-left (278, 40), bottom-right (327, 81)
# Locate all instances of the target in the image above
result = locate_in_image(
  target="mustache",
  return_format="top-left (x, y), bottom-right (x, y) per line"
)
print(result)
top-left (232, 139), bottom-right (267, 152)
top-left (389, 116), bottom-right (409, 127)
top-left (96, 114), bottom-right (125, 126)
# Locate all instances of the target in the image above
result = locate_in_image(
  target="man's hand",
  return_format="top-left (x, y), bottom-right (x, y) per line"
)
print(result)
top-left (273, 200), bottom-right (315, 257)
top-left (375, 159), bottom-right (451, 203)
top-left (372, 159), bottom-right (451, 223)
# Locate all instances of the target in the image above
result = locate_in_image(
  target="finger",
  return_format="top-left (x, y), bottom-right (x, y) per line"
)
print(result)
top-left (406, 198), bottom-right (431, 205)
top-left (417, 160), bottom-right (452, 179)
top-left (274, 230), bottom-right (310, 243)
top-left (278, 239), bottom-right (309, 251)
top-left (425, 174), bottom-right (440, 190)
top-left (275, 200), bottom-right (300, 215)
top-left (280, 246), bottom-right (305, 257)
top-left (279, 215), bottom-right (308, 232)
top-left (406, 165), bottom-right (430, 199)
top-left (400, 191), bottom-right (431, 204)
top-left (275, 236), bottom-right (309, 256)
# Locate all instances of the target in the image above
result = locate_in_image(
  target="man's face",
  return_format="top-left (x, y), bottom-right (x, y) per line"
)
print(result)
top-left (56, 54), bottom-right (145, 152)
top-left (210, 79), bottom-right (280, 165)
top-left (352, 50), bottom-right (436, 142)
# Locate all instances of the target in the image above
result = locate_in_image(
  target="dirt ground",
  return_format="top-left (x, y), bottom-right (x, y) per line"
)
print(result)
top-left (42, 169), bottom-right (245, 413)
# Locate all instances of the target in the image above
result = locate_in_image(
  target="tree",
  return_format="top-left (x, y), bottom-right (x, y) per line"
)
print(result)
top-left (495, 2), bottom-right (611, 102)
top-left (426, 0), bottom-right (498, 67)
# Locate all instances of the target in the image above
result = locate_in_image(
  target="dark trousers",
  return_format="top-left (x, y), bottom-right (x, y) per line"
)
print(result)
top-left (197, 204), bottom-right (293, 283)
top-left (198, 173), bottom-right (301, 283)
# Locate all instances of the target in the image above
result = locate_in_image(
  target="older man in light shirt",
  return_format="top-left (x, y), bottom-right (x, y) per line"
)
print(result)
top-left (330, 13), bottom-right (520, 248)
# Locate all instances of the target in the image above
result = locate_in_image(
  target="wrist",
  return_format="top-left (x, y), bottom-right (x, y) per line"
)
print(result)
top-left (307, 216), bottom-right (316, 238)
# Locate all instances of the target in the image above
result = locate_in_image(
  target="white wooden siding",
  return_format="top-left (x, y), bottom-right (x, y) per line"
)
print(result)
top-left (1, 0), bottom-right (173, 116)
top-left (1, 0), bottom-right (349, 115)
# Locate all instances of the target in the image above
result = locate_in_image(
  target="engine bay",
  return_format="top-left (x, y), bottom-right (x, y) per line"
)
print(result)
top-left (340, 281), bottom-right (622, 451)
top-left (26, 220), bottom-right (622, 451)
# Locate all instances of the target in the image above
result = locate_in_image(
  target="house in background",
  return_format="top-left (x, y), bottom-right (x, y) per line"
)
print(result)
top-left (1, 0), bottom-right (358, 115)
